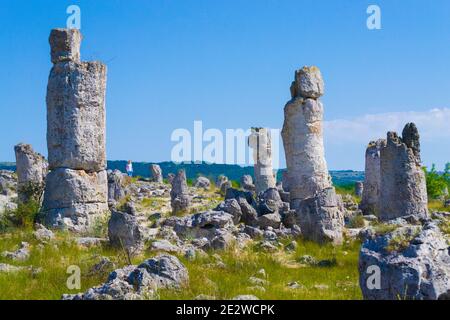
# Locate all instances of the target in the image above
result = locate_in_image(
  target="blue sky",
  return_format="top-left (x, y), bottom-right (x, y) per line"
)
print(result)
top-left (1, 0), bottom-right (450, 170)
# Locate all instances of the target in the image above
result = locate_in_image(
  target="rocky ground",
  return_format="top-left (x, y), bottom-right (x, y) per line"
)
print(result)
top-left (0, 172), bottom-right (448, 300)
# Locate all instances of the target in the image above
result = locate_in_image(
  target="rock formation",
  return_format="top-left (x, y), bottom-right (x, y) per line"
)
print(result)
top-left (379, 123), bottom-right (428, 221)
top-left (359, 221), bottom-right (450, 300)
top-left (360, 139), bottom-right (386, 215)
top-left (240, 175), bottom-right (256, 192)
top-left (248, 128), bottom-right (276, 194)
top-left (281, 66), bottom-right (343, 244)
top-left (108, 206), bottom-right (144, 255)
top-left (107, 170), bottom-right (125, 205)
top-left (42, 29), bottom-right (108, 231)
top-left (354, 181), bottom-right (364, 198)
top-left (63, 254), bottom-right (189, 300)
top-left (14, 143), bottom-right (48, 203)
top-left (170, 170), bottom-right (191, 214)
top-left (282, 67), bottom-right (332, 206)
top-left (150, 164), bottom-right (163, 183)
top-left (193, 176), bottom-right (210, 190)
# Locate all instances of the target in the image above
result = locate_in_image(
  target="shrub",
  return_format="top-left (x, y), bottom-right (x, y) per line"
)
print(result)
top-left (347, 215), bottom-right (366, 229)
top-left (4, 200), bottom-right (40, 228)
top-left (424, 164), bottom-right (449, 200)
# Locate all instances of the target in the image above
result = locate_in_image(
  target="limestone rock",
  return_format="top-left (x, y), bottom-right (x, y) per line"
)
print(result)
top-left (240, 175), bottom-right (255, 192)
top-left (43, 168), bottom-right (107, 210)
top-left (359, 221), bottom-right (450, 300)
top-left (361, 139), bottom-right (386, 215)
top-left (379, 124), bottom-right (428, 221)
top-left (49, 28), bottom-right (82, 64)
top-left (33, 224), bottom-right (55, 243)
top-left (46, 60), bottom-right (107, 172)
top-left (215, 198), bottom-right (242, 224)
top-left (170, 170), bottom-right (191, 214)
top-left (295, 187), bottom-right (344, 244)
top-left (2, 242), bottom-right (30, 261)
top-left (150, 164), bottom-right (163, 183)
top-left (108, 209), bottom-right (144, 254)
top-left (43, 29), bottom-right (108, 231)
top-left (193, 176), bottom-right (210, 190)
top-left (107, 169), bottom-right (125, 203)
top-left (355, 181), bottom-right (364, 198)
top-left (282, 97), bottom-right (331, 205)
top-left (248, 128), bottom-right (276, 194)
top-left (164, 211), bottom-right (234, 240)
top-left (290, 66), bottom-right (324, 99)
top-left (14, 143), bottom-right (48, 203)
top-left (64, 254), bottom-right (188, 300)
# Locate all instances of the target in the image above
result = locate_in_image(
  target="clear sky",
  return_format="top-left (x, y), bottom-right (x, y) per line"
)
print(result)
top-left (1, 0), bottom-right (450, 170)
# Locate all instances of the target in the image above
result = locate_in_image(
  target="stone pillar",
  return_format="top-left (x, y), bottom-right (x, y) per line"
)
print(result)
top-left (281, 66), bottom-right (331, 206)
top-left (282, 66), bottom-right (343, 244)
top-left (150, 164), bottom-right (163, 183)
top-left (170, 170), bottom-right (191, 214)
top-left (355, 181), bottom-right (364, 198)
top-left (14, 143), bottom-right (48, 204)
top-left (248, 128), bottom-right (276, 194)
top-left (42, 29), bottom-right (108, 231)
top-left (360, 139), bottom-right (386, 215)
top-left (379, 123), bottom-right (428, 221)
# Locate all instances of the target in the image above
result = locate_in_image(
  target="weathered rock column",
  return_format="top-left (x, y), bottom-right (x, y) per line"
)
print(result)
top-left (282, 66), bottom-right (343, 244)
top-left (42, 29), bottom-right (108, 231)
top-left (379, 123), bottom-right (428, 221)
top-left (14, 143), bottom-right (48, 204)
top-left (360, 139), bottom-right (386, 215)
top-left (248, 128), bottom-right (276, 194)
top-left (150, 164), bottom-right (163, 183)
top-left (281, 67), bottom-right (331, 206)
top-left (170, 170), bottom-right (191, 214)
top-left (354, 181), bottom-right (364, 198)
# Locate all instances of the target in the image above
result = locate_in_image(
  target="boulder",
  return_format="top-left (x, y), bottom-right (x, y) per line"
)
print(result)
top-left (193, 176), bottom-right (211, 190)
top-left (295, 187), bottom-right (344, 244)
top-left (359, 221), bottom-right (450, 300)
top-left (150, 164), bottom-right (163, 183)
top-left (108, 209), bottom-right (144, 254)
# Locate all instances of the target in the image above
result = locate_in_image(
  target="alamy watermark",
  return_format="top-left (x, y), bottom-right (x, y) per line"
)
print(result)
top-left (367, 4), bottom-right (381, 30)
top-left (170, 121), bottom-right (280, 174)
top-left (66, 5), bottom-right (81, 30)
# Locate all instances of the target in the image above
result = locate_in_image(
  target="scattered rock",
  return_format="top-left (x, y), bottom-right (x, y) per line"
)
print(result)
top-left (193, 176), bottom-right (211, 190)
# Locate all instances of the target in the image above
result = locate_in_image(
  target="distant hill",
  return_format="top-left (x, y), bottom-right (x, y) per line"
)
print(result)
top-left (107, 161), bottom-right (364, 186)
top-left (1, 160), bottom-right (364, 186)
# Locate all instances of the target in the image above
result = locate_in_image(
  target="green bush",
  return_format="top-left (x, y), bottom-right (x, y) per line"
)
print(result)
top-left (4, 200), bottom-right (40, 229)
top-left (424, 163), bottom-right (449, 200)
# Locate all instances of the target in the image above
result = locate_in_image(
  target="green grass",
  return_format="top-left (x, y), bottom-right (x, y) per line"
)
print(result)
top-left (0, 230), bottom-right (136, 300)
top-left (428, 200), bottom-right (450, 212)
top-left (159, 240), bottom-right (362, 300)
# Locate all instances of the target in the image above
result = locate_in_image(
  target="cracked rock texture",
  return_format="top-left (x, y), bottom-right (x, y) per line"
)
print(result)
top-left (42, 28), bottom-right (108, 231)
top-left (379, 123), bottom-right (428, 221)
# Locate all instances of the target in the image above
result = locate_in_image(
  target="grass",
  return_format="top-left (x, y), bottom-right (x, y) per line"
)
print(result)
top-left (0, 225), bottom-right (362, 300)
top-left (0, 230), bottom-right (128, 300)
top-left (159, 240), bottom-right (362, 300)
top-left (428, 199), bottom-right (450, 212)
top-left (347, 215), bottom-right (366, 229)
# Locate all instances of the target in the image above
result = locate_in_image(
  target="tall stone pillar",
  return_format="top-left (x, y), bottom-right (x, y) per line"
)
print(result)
top-left (379, 123), bottom-right (428, 221)
top-left (42, 29), bottom-right (108, 231)
top-left (248, 128), bottom-right (276, 194)
top-left (14, 143), bottom-right (48, 204)
top-left (360, 139), bottom-right (386, 215)
top-left (281, 66), bottom-right (331, 207)
top-left (282, 66), bottom-right (343, 244)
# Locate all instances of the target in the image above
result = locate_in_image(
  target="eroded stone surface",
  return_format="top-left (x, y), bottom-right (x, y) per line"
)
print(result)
top-left (379, 124), bottom-right (428, 221)
top-left (248, 128), bottom-right (276, 194)
top-left (14, 143), bottom-right (48, 203)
